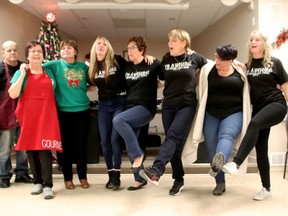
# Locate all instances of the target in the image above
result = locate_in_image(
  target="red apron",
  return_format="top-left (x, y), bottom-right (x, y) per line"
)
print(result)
top-left (0, 63), bottom-right (18, 130)
top-left (15, 68), bottom-right (62, 152)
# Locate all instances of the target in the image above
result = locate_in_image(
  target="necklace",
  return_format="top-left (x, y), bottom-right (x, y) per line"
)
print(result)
top-left (173, 53), bottom-right (187, 63)
top-left (218, 65), bottom-right (233, 77)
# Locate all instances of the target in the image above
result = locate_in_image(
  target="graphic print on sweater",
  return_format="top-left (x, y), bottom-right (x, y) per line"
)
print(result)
top-left (64, 68), bottom-right (84, 87)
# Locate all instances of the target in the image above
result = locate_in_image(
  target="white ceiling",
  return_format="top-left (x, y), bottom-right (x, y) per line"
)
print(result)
top-left (13, 0), bottom-right (241, 40)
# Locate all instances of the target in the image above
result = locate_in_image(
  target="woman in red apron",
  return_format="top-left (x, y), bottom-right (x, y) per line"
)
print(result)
top-left (8, 40), bottom-right (62, 200)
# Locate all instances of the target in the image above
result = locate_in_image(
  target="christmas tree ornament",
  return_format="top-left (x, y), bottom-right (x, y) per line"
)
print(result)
top-left (46, 12), bottom-right (56, 23)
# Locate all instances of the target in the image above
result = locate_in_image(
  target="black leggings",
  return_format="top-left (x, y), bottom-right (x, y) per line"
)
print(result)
top-left (234, 102), bottom-right (286, 189)
top-left (58, 109), bottom-right (90, 182)
top-left (27, 150), bottom-right (53, 188)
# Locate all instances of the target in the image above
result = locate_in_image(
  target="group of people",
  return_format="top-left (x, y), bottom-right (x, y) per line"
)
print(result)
top-left (0, 29), bottom-right (287, 202)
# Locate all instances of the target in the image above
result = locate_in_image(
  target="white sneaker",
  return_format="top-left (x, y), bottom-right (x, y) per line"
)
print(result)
top-left (43, 187), bottom-right (54, 200)
top-left (253, 188), bottom-right (271, 201)
top-left (31, 184), bottom-right (43, 195)
top-left (222, 162), bottom-right (238, 176)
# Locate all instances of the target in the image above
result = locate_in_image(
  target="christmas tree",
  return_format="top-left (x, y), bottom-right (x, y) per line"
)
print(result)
top-left (37, 13), bottom-right (61, 62)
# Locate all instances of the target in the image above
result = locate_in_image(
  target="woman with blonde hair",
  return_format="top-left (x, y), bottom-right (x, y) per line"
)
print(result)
top-left (223, 31), bottom-right (288, 200)
top-left (88, 36), bottom-right (127, 190)
top-left (142, 29), bottom-right (207, 196)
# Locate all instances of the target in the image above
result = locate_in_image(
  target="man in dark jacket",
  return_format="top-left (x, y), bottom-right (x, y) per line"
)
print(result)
top-left (0, 40), bottom-right (32, 188)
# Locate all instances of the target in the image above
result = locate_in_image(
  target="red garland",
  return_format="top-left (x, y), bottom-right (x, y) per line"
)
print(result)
top-left (272, 28), bottom-right (288, 48)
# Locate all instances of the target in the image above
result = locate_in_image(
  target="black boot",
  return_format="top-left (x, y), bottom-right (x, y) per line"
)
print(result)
top-left (111, 170), bottom-right (121, 190)
top-left (106, 171), bottom-right (114, 189)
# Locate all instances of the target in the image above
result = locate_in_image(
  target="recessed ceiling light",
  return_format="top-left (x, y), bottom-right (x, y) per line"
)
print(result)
top-left (166, 0), bottom-right (182, 4)
top-left (221, 0), bottom-right (238, 6)
top-left (65, 0), bottom-right (80, 3)
top-left (114, 0), bottom-right (133, 3)
top-left (9, 0), bottom-right (24, 4)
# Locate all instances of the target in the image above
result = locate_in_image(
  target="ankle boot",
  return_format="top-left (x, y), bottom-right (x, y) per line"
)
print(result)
top-left (111, 170), bottom-right (121, 190)
top-left (106, 171), bottom-right (115, 189)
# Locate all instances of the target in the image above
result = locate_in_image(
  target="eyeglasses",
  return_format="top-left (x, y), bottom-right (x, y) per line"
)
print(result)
top-left (29, 50), bottom-right (43, 54)
top-left (127, 45), bottom-right (137, 51)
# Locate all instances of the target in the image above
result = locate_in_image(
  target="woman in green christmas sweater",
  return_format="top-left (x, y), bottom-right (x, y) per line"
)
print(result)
top-left (43, 39), bottom-right (90, 190)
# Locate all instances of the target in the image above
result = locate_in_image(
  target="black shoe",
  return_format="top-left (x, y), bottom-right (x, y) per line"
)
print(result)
top-left (106, 171), bottom-right (114, 189)
top-left (130, 155), bottom-right (146, 173)
top-left (213, 183), bottom-right (226, 196)
top-left (0, 179), bottom-right (10, 188)
top-left (111, 171), bottom-right (121, 190)
top-left (127, 181), bottom-right (147, 191)
top-left (169, 181), bottom-right (184, 196)
top-left (140, 165), bottom-right (160, 185)
top-left (14, 174), bottom-right (33, 183)
top-left (106, 170), bottom-right (121, 190)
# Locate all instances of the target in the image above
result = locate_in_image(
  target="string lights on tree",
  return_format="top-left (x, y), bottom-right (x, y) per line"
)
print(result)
top-left (37, 12), bottom-right (61, 62)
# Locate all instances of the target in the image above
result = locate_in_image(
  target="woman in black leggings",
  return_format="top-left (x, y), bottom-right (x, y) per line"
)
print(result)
top-left (222, 30), bottom-right (288, 201)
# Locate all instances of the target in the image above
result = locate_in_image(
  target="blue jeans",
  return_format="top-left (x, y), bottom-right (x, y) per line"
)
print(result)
top-left (113, 105), bottom-right (153, 182)
top-left (153, 105), bottom-right (196, 181)
top-left (98, 96), bottom-right (126, 170)
top-left (203, 111), bottom-right (243, 184)
top-left (0, 128), bottom-right (29, 180)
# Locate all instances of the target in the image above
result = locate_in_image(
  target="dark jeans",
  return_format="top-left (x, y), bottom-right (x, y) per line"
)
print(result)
top-left (98, 95), bottom-right (126, 170)
top-left (58, 109), bottom-right (90, 182)
top-left (234, 102), bottom-right (287, 189)
top-left (113, 105), bottom-right (153, 183)
top-left (153, 104), bottom-right (196, 181)
top-left (27, 150), bottom-right (53, 188)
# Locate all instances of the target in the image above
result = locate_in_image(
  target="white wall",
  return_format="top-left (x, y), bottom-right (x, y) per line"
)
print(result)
top-left (191, 2), bottom-right (258, 63)
top-left (0, 1), bottom-right (73, 62)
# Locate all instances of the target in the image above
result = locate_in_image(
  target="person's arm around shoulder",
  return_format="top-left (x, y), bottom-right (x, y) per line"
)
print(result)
top-left (8, 63), bottom-right (27, 99)
top-left (232, 59), bottom-right (247, 73)
top-left (144, 54), bottom-right (155, 65)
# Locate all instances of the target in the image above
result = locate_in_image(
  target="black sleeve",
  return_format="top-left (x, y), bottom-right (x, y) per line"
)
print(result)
top-left (273, 57), bottom-right (288, 85)
top-left (115, 54), bottom-right (127, 72)
top-left (158, 54), bottom-right (168, 81)
top-left (194, 52), bottom-right (207, 68)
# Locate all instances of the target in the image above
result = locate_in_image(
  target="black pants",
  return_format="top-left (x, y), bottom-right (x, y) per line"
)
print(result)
top-left (27, 150), bottom-right (53, 188)
top-left (234, 102), bottom-right (286, 189)
top-left (58, 109), bottom-right (90, 182)
top-left (154, 104), bottom-right (196, 181)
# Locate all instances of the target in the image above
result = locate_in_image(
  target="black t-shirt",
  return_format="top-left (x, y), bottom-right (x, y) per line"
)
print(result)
top-left (124, 58), bottom-right (161, 116)
top-left (206, 66), bottom-right (244, 119)
top-left (0, 60), bottom-right (23, 97)
top-left (159, 52), bottom-right (207, 107)
top-left (247, 57), bottom-right (288, 109)
top-left (93, 55), bottom-right (127, 101)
